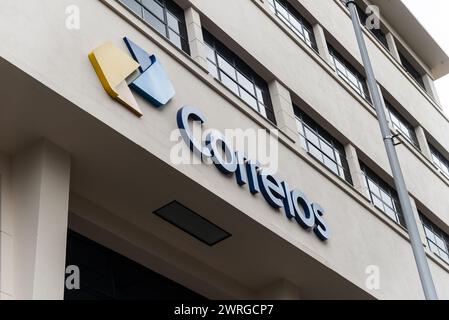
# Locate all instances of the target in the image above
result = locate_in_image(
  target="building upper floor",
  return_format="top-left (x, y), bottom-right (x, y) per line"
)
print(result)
top-left (1, 0), bottom-right (449, 298)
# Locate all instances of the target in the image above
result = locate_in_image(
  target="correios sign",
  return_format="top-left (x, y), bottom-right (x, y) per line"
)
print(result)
top-left (89, 38), bottom-right (329, 242)
top-left (177, 106), bottom-right (329, 241)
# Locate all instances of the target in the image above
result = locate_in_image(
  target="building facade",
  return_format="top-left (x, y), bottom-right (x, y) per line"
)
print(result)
top-left (1, 0), bottom-right (449, 299)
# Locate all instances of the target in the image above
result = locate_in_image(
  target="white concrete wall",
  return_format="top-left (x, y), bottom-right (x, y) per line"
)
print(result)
top-left (0, 0), bottom-right (448, 299)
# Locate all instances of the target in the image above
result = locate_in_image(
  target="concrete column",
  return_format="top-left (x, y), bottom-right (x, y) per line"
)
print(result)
top-left (268, 80), bottom-right (298, 143)
top-left (313, 24), bottom-right (334, 68)
top-left (385, 32), bottom-right (400, 62)
top-left (345, 144), bottom-right (368, 197)
top-left (415, 126), bottom-right (432, 160)
top-left (422, 74), bottom-right (442, 106)
top-left (185, 7), bottom-right (208, 70)
top-left (12, 140), bottom-right (71, 300)
top-left (0, 154), bottom-right (14, 300)
top-left (409, 197), bottom-right (428, 247)
top-left (257, 279), bottom-right (301, 300)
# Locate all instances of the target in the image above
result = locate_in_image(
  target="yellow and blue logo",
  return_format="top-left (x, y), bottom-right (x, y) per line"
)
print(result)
top-left (89, 37), bottom-right (175, 117)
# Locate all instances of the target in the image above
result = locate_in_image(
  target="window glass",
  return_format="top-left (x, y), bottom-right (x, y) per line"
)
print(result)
top-left (121, 0), bottom-right (143, 15)
top-left (421, 214), bottom-right (449, 265)
top-left (166, 12), bottom-right (180, 33)
top-left (385, 101), bottom-right (419, 148)
top-left (430, 145), bottom-right (449, 178)
top-left (268, 0), bottom-right (318, 52)
top-left (217, 55), bottom-right (236, 80)
top-left (143, 9), bottom-right (166, 36)
top-left (360, 164), bottom-right (404, 227)
top-left (142, 0), bottom-right (164, 20)
top-left (399, 52), bottom-right (425, 89)
top-left (203, 29), bottom-right (275, 124)
top-left (328, 45), bottom-right (371, 102)
top-left (220, 72), bottom-right (239, 95)
top-left (295, 107), bottom-right (353, 184)
top-left (119, 0), bottom-right (190, 54)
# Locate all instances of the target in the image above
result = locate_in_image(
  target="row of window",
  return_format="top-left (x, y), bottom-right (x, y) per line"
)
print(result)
top-left (339, 0), bottom-right (427, 91)
top-left (117, 0), bottom-right (449, 262)
top-left (293, 103), bottom-right (404, 229)
top-left (294, 104), bottom-right (449, 265)
top-left (118, 0), bottom-right (449, 183)
top-left (118, 0), bottom-right (431, 131)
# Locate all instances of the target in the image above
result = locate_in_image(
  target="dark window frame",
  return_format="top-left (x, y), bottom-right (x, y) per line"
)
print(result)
top-left (267, 0), bottom-right (318, 52)
top-left (384, 100), bottom-right (419, 148)
top-left (399, 52), bottom-right (426, 89)
top-left (339, 0), bottom-right (389, 50)
top-left (203, 29), bottom-right (276, 124)
top-left (360, 164), bottom-right (405, 227)
top-left (328, 45), bottom-right (371, 102)
top-left (294, 107), bottom-right (353, 184)
top-left (430, 144), bottom-right (449, 178)
top-left (420, 215), bottom-right (449, 265)
top-left (118, 0), bottom-right (190, 54)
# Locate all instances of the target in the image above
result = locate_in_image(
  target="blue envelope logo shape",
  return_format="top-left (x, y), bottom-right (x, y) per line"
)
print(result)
top-left (124, 37), bottom-right (175, 108)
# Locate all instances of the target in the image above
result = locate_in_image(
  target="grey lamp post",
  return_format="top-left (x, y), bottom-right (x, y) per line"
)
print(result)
top-left (345, 0), bottom-right (438, 300)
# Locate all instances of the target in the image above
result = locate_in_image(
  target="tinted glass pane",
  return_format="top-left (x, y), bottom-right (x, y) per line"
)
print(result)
top-left (399, 52), bottom-right (425, 88)
top-left (386, 102), bottom-right (419, 147)
top-left (237, 72), bottom-right (255, 95)
top-left (217, 55), bottom-right (236, 80)
top-left (270, 0), bottom-right (317, 51)
top-left (120, 0), bottom-right (143, 16)
top-left (295, 107), bottom-right (352, 184)
top-left (203, 29), bottom-right (275, 123)
top-left (205, 45), bottom-right (216, 63)
top-left (220, 72), bottom-right (239, 95)
top-left (240, 89), bottom-right (258, 111)
top-left (142, 0), bottom-right (164, 20)
top-left (119, 0), bottom-right (189, 54)
top-left (328, 45), bottom-right (370, 102)
top-left (168, 29), bottom-right (182, 48)
top-left (361, 163), bottom-right (404, 227)
top-left (430, 145), bottom-right (449, 176)
top-left (143, 10), bottom-right (166, 35)
top-left (304, 127), bottom-right (319, 146)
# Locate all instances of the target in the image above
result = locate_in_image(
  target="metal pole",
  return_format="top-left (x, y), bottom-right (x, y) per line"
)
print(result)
top-left (345, 0), bottom-right (438, 300)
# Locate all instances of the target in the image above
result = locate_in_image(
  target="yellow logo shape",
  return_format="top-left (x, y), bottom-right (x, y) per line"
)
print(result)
top-left (88, 42), bottom-right (143, 117)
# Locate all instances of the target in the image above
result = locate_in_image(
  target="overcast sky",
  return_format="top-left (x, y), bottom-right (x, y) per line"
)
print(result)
top-left (401, 0), bottom-right (449, 113)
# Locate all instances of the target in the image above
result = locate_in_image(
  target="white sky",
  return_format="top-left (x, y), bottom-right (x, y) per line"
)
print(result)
top-left (401, 0), bottom-right (449, 113)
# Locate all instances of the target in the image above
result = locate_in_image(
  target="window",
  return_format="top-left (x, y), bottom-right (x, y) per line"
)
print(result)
top-left (360, 164), bottom-right (405, 227)
top-left (355, 1), bottom-right (388, 49)
top-left (420, 215), bottom-right (449, 264)
top-left (399, 52), bottom-right (425, 89)
top-left (203, 30), bottom-right (276, 123)
top-left (339, 0), bottom-right (388, 49)
top-left (295, 107), bottom-right (352, 184)
top-left (430, 145), bottom-right (449, 178)
top-left (118, 0), bottom-right (190, 54)
top-left (328, 45), bottom-right (371, 102)
top-left (385, 101), bottom-right (419, 148)
top-left (267, 0), bottom-right (318, 51)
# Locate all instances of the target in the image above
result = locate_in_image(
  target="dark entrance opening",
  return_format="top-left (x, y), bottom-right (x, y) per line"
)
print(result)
top-left (64, 230), bottom-right (205, 300)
